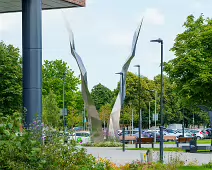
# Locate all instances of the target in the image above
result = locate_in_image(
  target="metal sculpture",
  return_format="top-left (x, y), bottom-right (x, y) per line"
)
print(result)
top-left (109, 19), bottom-right (144, 138)
top-left (65, 23), bottom-right (104, 143)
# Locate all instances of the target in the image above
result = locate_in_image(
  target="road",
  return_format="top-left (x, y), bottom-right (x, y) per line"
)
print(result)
top-left (84, 145), bottom-right (212, 165)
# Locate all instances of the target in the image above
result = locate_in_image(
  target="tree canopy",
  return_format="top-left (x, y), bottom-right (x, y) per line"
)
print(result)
top-left (43, 90), bottom-right (61, 127)
top-left (0, 42), bottom-right (22, 115)
top-left (165, 14), bottom-right (212, 108)
top-left (42, 59), bottom-right (83, 111)
top-left (91, 83), bottom-right (114, 111)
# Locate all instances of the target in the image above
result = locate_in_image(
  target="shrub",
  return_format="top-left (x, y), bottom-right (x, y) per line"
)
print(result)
top-left (0, 113), bottom-right (103, 169)
top-left (82, 141), bottom-right (122, 147)
top-left (203, 161), bottom-right (212, 168)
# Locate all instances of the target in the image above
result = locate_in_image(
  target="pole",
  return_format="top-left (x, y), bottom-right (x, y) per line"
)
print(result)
top-left (63, 74), bottom-right (65, 132)
top-left (132, 109), bottom-right (134, 135)
top-left (82, 111), bottom-right (84, 130)
top-left (154, 91), bottom-right (157, 143)
top-left (138, 66), bottom-right (142, 148)
top-left (84, 104), bottom-right (86, 130)
top-left (149, 101), bottom-right (151, 129)
top-left (160, 40), bottom-right (164, 163)
top-left (121, 73), bottom-right (125, 152)
top-left (104, 112), bottom-right (106, 131)
top-left (22, 0), bottom-right (42, 127)
top-left (193, 113), bottom-right (194, 128)
top-left (182, 108), bottom-right (185, 137)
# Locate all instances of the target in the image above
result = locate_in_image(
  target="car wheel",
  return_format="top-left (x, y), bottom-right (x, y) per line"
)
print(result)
top-left (197, 136), bottom-right (201, 140)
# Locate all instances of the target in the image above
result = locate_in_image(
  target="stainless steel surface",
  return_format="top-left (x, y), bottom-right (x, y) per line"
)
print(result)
top-left (109, 18), bottom-right (143, 139)
top-left (65, 23), bottom-right (103, 143)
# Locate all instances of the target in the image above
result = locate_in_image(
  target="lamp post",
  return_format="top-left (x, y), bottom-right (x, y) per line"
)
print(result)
top-left (63, 72), bottom-right (66, 132)
top-left (154, 90), bottom-right (157, 143)
top-left (149, 101), bottom-right (151, 129)
top-left (150, 38), bottom-right (164, 162)
top-left (182, 108), bottom-right (185, 137)
top-left (116, 72), bottom-right (125, 152)
top-left (134, 65), bottom-right (142, 148)
top-left (149, 90), bottom-right (157, 143)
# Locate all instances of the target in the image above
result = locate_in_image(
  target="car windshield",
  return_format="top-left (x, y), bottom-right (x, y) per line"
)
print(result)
top-left (166, 129), bottom-right (175, 133)
top-left (75, 133), bottom-right (90, 137)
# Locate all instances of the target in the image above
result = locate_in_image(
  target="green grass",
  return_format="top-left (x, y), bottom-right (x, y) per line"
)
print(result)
top-left (126, 147), bottom-right (212, 153)
top-left (126, 147), bottom-right (183, 152)
top-left (156, 139), bottom-right (212, 145)
top-left (178, 166), bottom-right (212, 170)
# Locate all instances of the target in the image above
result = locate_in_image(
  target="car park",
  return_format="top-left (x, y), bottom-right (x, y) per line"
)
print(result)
top-left (118, 130), bottom-right (139, 136)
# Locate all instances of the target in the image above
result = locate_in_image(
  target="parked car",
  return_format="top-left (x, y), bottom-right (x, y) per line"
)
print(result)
top-left (203, 128), bottom-right (212, 139)
top-left (189, 129), bottom-right (204, 140)
top-left (118, 130), bottom-right (139, 136)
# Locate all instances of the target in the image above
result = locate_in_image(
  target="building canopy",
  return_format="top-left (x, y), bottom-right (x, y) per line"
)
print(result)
top-left (0, 0), bottom-right (85, 13)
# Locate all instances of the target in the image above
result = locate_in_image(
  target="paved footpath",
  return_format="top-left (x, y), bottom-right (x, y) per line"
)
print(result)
top-left (84, 146), bottom-right (212, 165)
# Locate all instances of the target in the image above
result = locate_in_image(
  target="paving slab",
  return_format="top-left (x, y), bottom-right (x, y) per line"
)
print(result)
top-left (84, 147), bottom-right (212, 165)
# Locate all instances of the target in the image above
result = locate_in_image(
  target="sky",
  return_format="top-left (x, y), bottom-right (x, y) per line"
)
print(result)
top-left (0, 0), bottom-right (211, 91)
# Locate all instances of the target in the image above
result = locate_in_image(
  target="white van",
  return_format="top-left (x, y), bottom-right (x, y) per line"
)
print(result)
top-left (69, 131), bottom-right (91, 144)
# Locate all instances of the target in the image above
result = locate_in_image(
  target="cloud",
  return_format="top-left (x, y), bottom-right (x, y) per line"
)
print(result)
top-left (143, 8), bottom-right (165, 25)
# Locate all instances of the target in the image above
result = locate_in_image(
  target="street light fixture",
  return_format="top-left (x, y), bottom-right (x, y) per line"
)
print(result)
top-left (134, 65), bottom-right (142, 148)
top-left (115, 72), bottom-right (125, 152)
top-left (150, 38), bottom-right (164, 162)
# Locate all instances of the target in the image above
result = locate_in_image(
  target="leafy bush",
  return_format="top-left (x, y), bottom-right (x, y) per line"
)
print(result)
top-left (0, 113), bottom-right (102, 169)
top-left (82, 141), bottom-right (122, 147)
top-left (203, 161), bottom-right (212, 168)
top-left (1, 113), bottom-right (212, 170)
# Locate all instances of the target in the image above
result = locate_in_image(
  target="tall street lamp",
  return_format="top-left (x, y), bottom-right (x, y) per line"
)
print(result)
top-left (149, 90), bottom-right (158, 143)
top-left (116, 72), bottom-right (125, 152)
top-left (134, 65), bottom-right (142, 148)
top-left (150, 38), bottom-right (164, 162)
top-left (149, 101), bottom-right (151, 129)
top-left (63, 72), bottom-right (66, 132)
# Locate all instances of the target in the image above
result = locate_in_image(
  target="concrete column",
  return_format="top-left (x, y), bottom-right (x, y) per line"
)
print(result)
top-left (22, 0), bottom-right (42, 127)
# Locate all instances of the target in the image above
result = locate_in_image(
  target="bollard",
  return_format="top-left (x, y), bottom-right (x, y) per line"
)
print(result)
top-left (146, 149), bottom-right (153, 163)
top-left (122, 127), bottom-right (125, 152)
top-left (140, 153), bottom-right (144, 163)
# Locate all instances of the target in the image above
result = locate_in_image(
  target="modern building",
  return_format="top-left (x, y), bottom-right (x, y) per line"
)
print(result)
top-left (0, 0), bottom-right (86, 126)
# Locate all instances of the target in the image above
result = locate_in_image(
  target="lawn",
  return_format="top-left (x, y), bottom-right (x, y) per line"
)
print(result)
top-left (127, 147), bottom-right (183, 152)
top-left (157, 139), bottom-right (212, 145)
top-left (178, 166), bottom-right (212, 170)
top-left (126, 147), bottom-right (212, 152)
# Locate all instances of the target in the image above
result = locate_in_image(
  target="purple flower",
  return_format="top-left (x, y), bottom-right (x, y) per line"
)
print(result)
top-left (33, 121), bottom-right (37, 125)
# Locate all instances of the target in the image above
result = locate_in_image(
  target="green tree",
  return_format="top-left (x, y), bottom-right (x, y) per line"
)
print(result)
top-left (43, 91), bottom-right (61, 127)
top-left (164, 14), bottom-right (212, 108)
top-left (112, 72), bottom-right (158, 127)
top-left (42, 59), bottom-right (83, 111)
top-left (99, 103), bottom-right (112, 126)
top-left (67, 106), bottom-right (82, 129)
top-left (0, 42), bottom-right (22, 115)
top-left (91, 83), bottom-right (114, 111)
